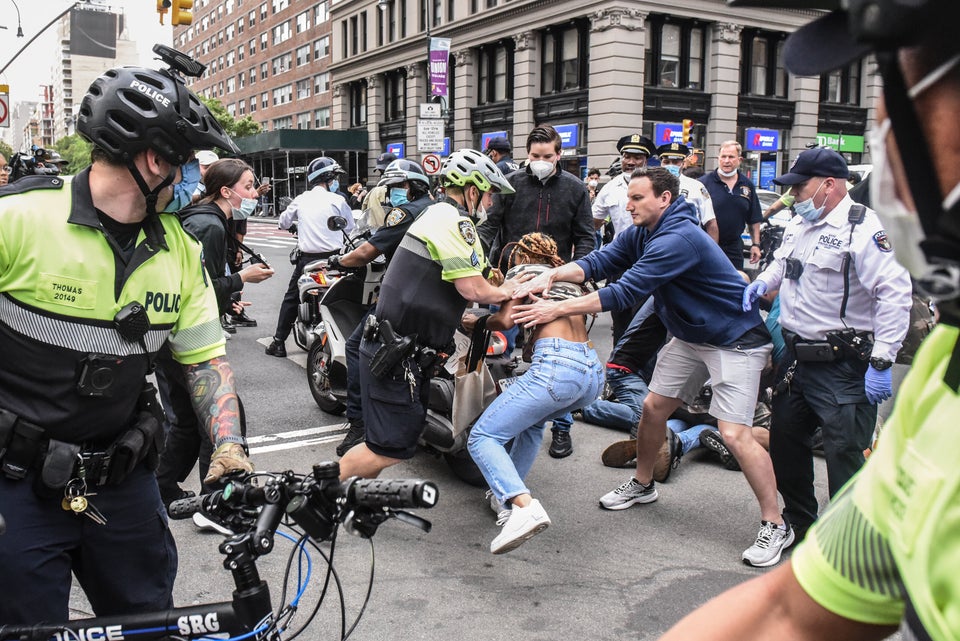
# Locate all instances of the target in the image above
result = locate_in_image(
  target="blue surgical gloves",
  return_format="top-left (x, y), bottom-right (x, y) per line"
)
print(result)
top-left (864, 365), bottom-right (893, 405)
top-left (742, 280), bottom-right (768, 312)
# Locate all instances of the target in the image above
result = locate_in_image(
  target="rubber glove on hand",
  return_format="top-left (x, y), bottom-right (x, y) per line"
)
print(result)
top-left (864, 365), bottom-right (893, 405)
top-left (742, 280), bottom-right (767, 312)
top-left (204, 442), bottom-right (254, 484)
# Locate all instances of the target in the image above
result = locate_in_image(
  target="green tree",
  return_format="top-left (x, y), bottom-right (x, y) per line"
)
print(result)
top-left (53, 135), bottom-right (93, 175)
top-left (199, 96), bottom-right (262, 145)
top-left (0, 140), bottom-right (13, 162)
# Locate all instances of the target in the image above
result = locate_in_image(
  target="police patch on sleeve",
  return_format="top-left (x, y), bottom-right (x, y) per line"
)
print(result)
top-left (873, 230), bottom-right (892, 252)
top-left (385, 208), bottom-right (407, 227)
top-left (458, 220), bottom-right (477, 245)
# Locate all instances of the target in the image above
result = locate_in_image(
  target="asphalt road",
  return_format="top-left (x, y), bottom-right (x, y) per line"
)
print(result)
top-left (67, 218), bottom-right (850, 640)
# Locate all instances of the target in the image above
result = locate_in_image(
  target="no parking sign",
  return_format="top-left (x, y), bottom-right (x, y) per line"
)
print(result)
top-left (0, 85), bottom-right (9, 129)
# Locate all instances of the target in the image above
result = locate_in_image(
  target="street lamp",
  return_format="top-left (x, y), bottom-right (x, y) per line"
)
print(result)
top-left (9, 0), bottom-right (24, 37)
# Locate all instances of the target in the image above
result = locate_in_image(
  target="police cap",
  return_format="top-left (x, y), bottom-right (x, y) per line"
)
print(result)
top-left (617, 134), bottom-right (655, 157)
top-left (656, 142), bottom-right (690, 159)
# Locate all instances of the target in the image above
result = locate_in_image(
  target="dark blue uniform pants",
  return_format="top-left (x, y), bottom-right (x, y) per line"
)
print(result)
top-left (344, 309), bottom-right (370, 426)
top-left (769, 357), bottom-right (877, 535)
top-left (0, 464), bottom-right (177, 624)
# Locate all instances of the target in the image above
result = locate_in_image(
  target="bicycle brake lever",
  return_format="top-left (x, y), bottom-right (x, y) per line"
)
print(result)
top-left (392, 510), bottom-right (432, 533)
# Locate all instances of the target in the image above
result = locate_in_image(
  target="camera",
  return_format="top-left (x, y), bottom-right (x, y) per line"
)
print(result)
top-left (77, 354), bottom-right (124, 397)
top-left (8, 147), bottom-right (66, 182)
top-left (784, 257), bottom-right (804, 280)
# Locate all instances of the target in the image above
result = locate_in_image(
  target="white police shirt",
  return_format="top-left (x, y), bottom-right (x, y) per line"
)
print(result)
top-left (679, 174), bottom-right (716, 227)
top-left (593, 173), bottom-right (716, 238)
top-left (756, 195), bottom-right (912, 362)
top-left (592, 173), bottom-right (633, 238)
top-left (279, 186), bottom-right (355, 254)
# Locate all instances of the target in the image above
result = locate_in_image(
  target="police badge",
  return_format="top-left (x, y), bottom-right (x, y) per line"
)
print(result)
top-left (385, 208), bottom-right (407, 227)
top-left (458, 220), bottom-right (476, 245)
top-left (873, 230), bottom-right (892, 252)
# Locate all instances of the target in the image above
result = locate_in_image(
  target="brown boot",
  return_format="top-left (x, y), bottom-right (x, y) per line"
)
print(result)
top-left (601, 439), bottom-right (637, 468)
top-left (653, 430), bottom-right (682, 483)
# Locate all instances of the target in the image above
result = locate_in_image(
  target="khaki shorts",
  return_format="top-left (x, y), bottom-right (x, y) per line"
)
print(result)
top-left (648, 337), bottom-right (772, 426)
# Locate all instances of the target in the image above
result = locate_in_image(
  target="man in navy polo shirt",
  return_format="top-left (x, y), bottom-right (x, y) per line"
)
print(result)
top-left (699, 140), bottom-right (763, 267)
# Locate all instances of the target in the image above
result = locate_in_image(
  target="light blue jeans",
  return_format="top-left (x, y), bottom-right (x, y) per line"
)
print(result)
top-left (667, 418), bottom-right (714, 455)
top-left (468, 338), bottom-right (603, 507)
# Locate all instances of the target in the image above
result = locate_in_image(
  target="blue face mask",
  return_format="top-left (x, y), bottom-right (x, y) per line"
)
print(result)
top-left (663, 164), bottom-right (681, 177)
top-left (163, 159), bottom-right (201, 213)
top-left (390, 187), bottom-right (409, 207)
top-left (328, 179), bottom-right (340, 194)
top-left (793, 180), bottom-right (826, 222)
top-left (229, 189), bottom-right (259, 221)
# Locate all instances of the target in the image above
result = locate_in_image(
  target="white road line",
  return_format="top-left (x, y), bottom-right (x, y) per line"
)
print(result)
top-left (248, 424), bottom-right (347, 454)
top-left (251, 434), bottom-right (343, 454)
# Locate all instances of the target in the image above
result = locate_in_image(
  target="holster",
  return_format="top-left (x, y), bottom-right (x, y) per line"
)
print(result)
top-left (1, 415), bottom-right (44, 481)
top-left (825, 329), bottom-right (873, 362)
top-left (369, 319), bottom-right (417, 379)
top-left (38, 439), bottom-right (81, 493)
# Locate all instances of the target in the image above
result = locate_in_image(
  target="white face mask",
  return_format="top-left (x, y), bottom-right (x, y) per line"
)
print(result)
top-left (869, 52), bottom-right (960, 286)
top-left (529, 160), bottom-right (555, 182)
top-left (717, 167), bottom-right (738, 178)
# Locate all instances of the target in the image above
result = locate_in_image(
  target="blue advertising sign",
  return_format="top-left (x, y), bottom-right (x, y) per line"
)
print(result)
top-left (654, 123), bottom-right (684, 146)
top-left (441, 137), bottom-right (451, 157)
top-left (745, 128), bottom-right (780, 152)
top-left (480, 131), bottom-right (508, 151)
top-left (386, 142), bottom-right (405, 158)
top-left (759, 160), bottom-right (777, 190)
top-left (554, 123), bottom-right (579, 149)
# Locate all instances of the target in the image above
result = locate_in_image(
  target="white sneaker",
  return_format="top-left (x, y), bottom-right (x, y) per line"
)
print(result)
top-left (741, 520), bottom-right (794, 567)
top-left (490, 498), bottom-right (551, 554)
top-left (598, 477), bottom-right (658, 511)
top-left (193, 511), bottom-right (233, 536)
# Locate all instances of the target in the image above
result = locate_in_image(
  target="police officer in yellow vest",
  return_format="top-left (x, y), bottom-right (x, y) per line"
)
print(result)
top-left (0, 56), bottom-right (254, 624)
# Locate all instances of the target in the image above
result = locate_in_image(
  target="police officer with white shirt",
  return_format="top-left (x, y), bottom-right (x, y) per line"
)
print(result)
top-left (266, 157), bottom-right (355, 357)
top-left (743, 147), bottom-right (912, 542)
top-left (592, 134), bottom-right (656, 240)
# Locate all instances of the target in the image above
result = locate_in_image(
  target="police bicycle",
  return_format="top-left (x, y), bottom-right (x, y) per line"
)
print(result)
top-left (0, 463), bottom-right (438, 641)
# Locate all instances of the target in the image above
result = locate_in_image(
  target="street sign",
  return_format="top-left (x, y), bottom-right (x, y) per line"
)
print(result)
top-left (419, 103), bottom-right (442, 119)
top-left (422, 153), bottom-right (442, 175)
top-left (0, 84), bottom-right (9, 129)
top-left (417, 118), bottom-right (445, 152)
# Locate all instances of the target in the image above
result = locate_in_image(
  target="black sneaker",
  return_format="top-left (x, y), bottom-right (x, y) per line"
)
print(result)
top-left (699, 430), bottom-right (741, 471)
top-left (231, 311), bottom-right (258, 327)
top-left (548, 428), bottom-right (573, 458)
top-left (265, 339), bottom-right (287, 358)
top-left (336, 421), bottom-right (365, 456)
top-left (221, 317), bottom-right (237, 334)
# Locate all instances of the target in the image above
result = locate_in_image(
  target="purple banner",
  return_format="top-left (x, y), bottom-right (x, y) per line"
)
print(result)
top-left (429, 37), bottom-right (452, 98)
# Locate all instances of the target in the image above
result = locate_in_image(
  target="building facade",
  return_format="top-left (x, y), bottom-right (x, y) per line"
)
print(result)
top-left (330, 0), bottom-right (877, 185)
top-left (51, 5), bottom-right (138, 141)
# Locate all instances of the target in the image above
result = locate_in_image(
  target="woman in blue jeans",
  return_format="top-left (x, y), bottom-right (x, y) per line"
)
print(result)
top-left (467, 233), bottom-right (603, 554)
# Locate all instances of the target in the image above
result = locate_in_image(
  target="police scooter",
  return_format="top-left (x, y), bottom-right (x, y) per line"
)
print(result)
top-left (305, 217), bottom-right (385, 414)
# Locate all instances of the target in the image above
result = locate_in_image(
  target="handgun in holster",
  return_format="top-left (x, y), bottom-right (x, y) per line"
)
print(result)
top-left (369, 319), bottom-right (417, 379)
top-left (825, 328), bottom-right (873, 362)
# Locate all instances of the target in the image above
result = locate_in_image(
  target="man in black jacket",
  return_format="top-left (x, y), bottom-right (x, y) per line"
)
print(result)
top-left (477, 124), bottom-right (594, 458)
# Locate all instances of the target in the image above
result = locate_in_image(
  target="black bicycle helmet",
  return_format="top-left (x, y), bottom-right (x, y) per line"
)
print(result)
top-left (306, 157), bottom-right (344, 186)
top-left (77, 65), bottom-right (238, 166)
top-left (378, 159), bottom-right (430, 190)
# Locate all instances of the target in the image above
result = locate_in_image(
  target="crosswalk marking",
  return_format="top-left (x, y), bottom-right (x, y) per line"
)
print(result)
top-left (248, 423), bottom-right (347, 454)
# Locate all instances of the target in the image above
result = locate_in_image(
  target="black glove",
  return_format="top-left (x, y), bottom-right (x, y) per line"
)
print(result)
top-left (328, 255), bottom-right (360, 273)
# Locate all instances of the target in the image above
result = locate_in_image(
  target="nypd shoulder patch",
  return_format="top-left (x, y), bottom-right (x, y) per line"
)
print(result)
top-left (385, 208), bottom-right (407, 227)
top-left (458, 220), bottom-right (476, 245)
top-left (873, 230), bottom-right (892, 252)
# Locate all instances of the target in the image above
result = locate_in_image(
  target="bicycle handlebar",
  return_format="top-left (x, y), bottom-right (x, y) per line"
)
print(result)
top-left (167, 463), bottom-right (438, 543)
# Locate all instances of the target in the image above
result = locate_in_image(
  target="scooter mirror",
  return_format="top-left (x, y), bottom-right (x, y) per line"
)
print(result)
top-left (328, 216), bottom-right (349, 231)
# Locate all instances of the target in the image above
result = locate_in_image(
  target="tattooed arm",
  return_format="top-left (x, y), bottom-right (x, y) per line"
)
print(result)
top-left (183, 357), bottom-right (254, 482)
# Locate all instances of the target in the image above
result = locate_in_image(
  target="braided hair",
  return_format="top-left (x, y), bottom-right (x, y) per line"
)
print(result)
top-left (504, 232), bottom-right (564, 269)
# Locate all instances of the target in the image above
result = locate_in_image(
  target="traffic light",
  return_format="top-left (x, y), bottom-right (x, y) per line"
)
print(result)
top-left (171, 0), bottom-right (193, 26)
top-left (682, 119), bottom-right (694, 144)
top-left (156, 0), bottom-right (171, 25)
